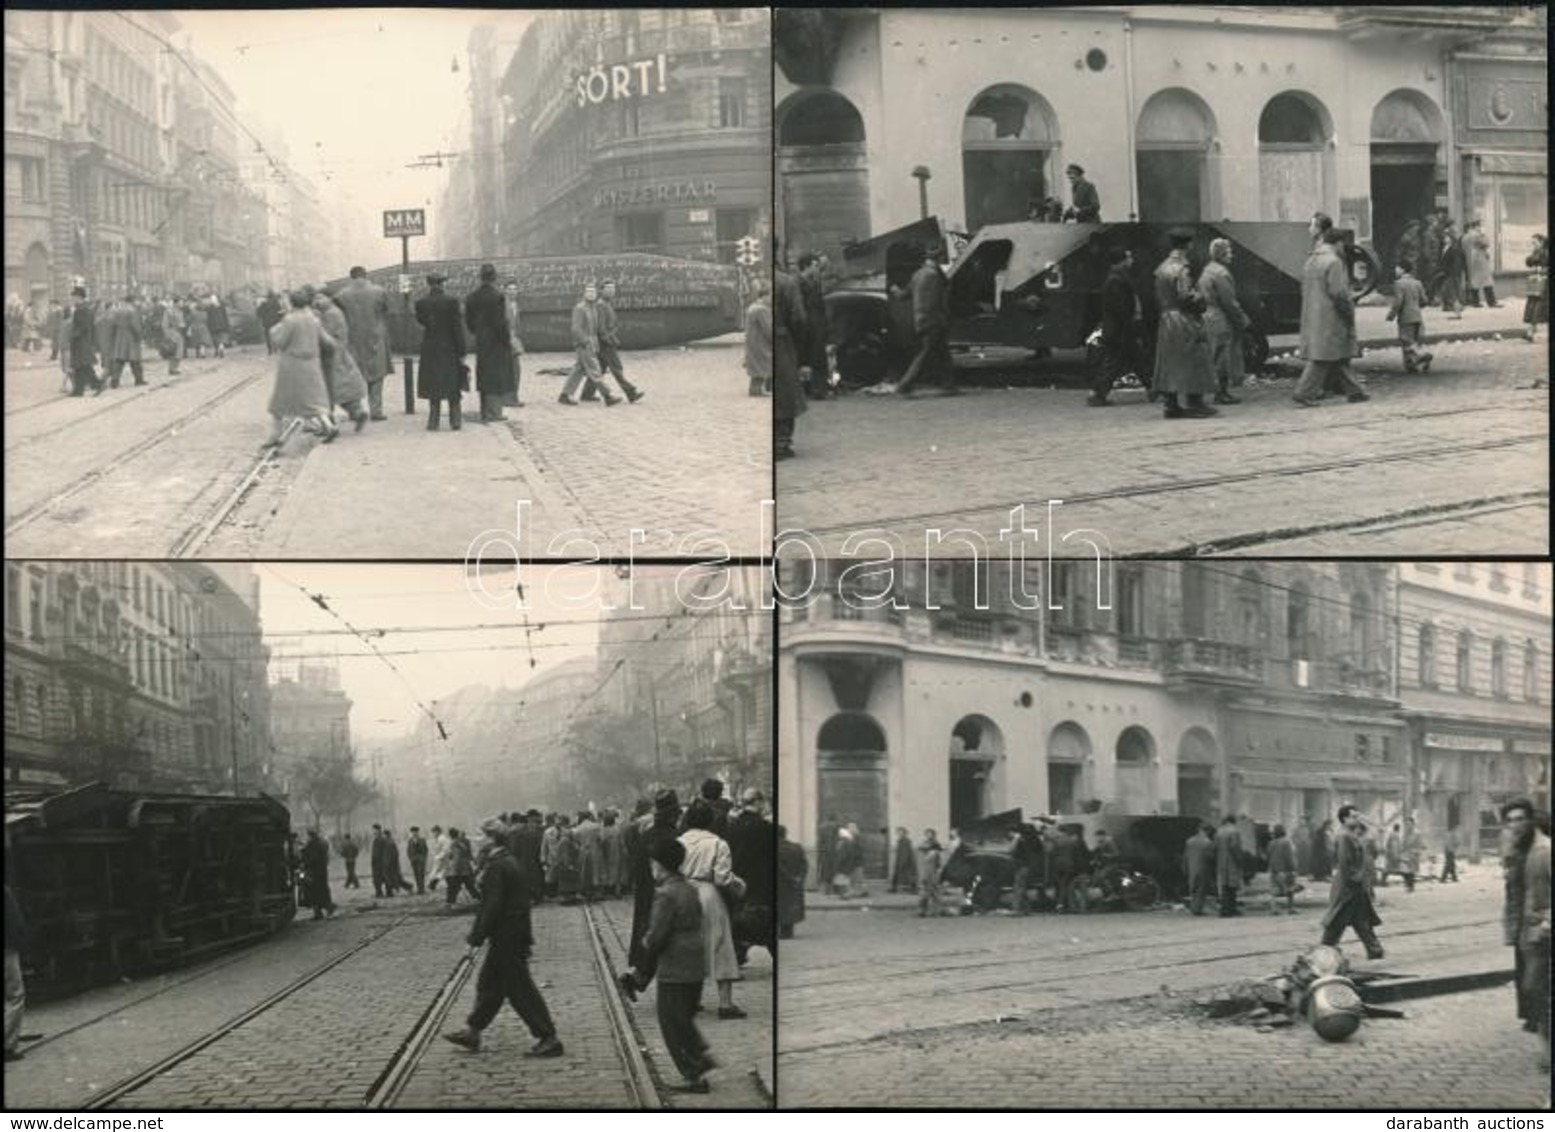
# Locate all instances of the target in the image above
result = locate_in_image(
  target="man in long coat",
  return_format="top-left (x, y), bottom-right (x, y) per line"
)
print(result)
top-left (1501, 798), bottom-right (1550, 1053)
top-left (1320, 804), bottom-right (1385, 959)
top-left (727, 789), bottom-right (775, 961)
top-left (67, 286), bottom-right (102, 397)
top-left (1152, 228), bottom-right (1217, 418)
top-left (1089, 246), bottom-right (1141, 407)
top-left (1183, 823), bottom-right (1215, 916)
top-left (594, 281), bottom-right (644, 403)
top-left (463, 263), bottom-right (517, 423)
top-left (629, 790), bottom-right (684, 970)
top-left (1292, 228), bottom-right (1369, 406)
top-left (897, 248), bottom-right (955, 397)
top-left (415, 272), bottom-right (466, 431)
top-left (1462, 219), bottom-right (1498, 308)
top-left (777, 825), bottom-right (808, 939)
top-left (797, 253), bottom-right (830, 398)
top-left (773, 248), bottom-right (807, 460)
top-left (1198, 237), bottom-right (1249, 405)
top-left (335, 268), bottom-right (393, 419)
top-left (301, 829), bottom-right (334, 919)
top-left (370, 824), bottom-right (390, 897)
top-left (106, 297), bottom-right (146, 389)
top-left (1213, 815), bottom-right (1244, 917)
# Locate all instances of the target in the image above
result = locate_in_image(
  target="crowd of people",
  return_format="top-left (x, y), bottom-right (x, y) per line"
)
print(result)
top-left (285, 778), bottom-right (774, 1094)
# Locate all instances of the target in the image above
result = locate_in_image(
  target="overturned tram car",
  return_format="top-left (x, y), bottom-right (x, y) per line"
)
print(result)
top-left (5, 784), bottom-right (295, 998)
top-left (332, 253), bottom-right (743, 355)
top-left (827, 219), bottom-right (1382, 383)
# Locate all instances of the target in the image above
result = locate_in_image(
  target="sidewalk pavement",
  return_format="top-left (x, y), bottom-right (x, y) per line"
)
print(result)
top-left (1271, 294), bottom-right (1535, 354)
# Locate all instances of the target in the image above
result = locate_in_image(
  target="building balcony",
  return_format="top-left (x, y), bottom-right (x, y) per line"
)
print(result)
top-left (1162, 637), bottom-right (1263, 687)
top-left (1264, 657), bottom-right (1395, 699)
top-left (62, 642), bottom-right (130, 684)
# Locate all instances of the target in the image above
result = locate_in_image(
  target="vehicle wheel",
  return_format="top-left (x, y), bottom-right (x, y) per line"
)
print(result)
top-left (1347, 243), bottom-right (1383, 301)
top-left (1242, 329), bottom-right (1270, 373)
top-left (972, 877), bottom-right (1002, 913)
top-left (1122, 874), bottom-right (1160, 911)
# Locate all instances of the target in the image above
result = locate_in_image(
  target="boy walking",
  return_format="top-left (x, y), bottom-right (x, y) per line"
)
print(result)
top-left (1387, 262), bottom-right (1433, 374)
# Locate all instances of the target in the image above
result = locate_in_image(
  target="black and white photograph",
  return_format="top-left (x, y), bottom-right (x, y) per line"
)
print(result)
top-left (3, 8), bottom-right (773, 559)
top-left (773, 6), bottom-right (1548, 556)
top-left (775, 558), bottom-right (1551, 1108)
top-left (4, 561), bottom-right (774, 1108)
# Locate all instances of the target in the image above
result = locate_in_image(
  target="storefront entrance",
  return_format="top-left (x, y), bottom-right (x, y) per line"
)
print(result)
top-left (817, 712), bottom-right (889, 878)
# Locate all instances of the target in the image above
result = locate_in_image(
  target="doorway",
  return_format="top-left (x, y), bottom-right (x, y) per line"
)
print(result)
top-left (950, 757), bottom-right (992, 830)
top-left (817, 712), bottom-right (889, 878)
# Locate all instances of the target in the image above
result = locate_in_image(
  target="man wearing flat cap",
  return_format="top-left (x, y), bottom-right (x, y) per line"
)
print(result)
top-left (443, 817), bottom-right (564, 1057)
top-left (415, 271), bottom-right (467, 430)
top-left (727, 788), bottom-right (776, 963)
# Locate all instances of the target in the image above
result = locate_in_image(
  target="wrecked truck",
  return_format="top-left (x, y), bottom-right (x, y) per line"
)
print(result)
top-left (825, 218), bottom-right (1383, 384)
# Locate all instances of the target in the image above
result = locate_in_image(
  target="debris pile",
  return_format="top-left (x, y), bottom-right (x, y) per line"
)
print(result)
top-left (1195, 945), bottom-right (1399, 1041)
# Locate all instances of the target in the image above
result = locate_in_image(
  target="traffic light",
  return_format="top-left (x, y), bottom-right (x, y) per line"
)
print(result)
top-left (735, 236), bottom-right (760, 267)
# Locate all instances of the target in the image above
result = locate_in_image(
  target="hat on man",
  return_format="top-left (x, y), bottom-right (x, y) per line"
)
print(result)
top-left (427, 271), bottom-right (447, 285)
top-left (1168, 227), bottom-right (1195, 247)
top-left (653, 788), bottom-right (680, 815)
top-left (480, 816), bottom-right (507, 840)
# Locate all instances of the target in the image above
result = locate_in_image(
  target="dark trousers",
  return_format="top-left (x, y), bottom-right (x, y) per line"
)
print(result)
top-left (373, 872), bottom-right (386, 898)
top-left (1092, 337), bottom-right (1142, 400)
top-left (1440, 851), bottom-right (1457, 882)
top-left (1401, 871), bottom-right (1416, 892)
top-left (411, 860), bottom-right (427, 894)
top-left (70, 358), bottom-right (100, 396)
top-left (656, 981), bottom-right (709, 1081)
top-left (445, 875), bottom-right (475, 905)
top-left (467, 943), bottom-right (555, 1039)
top-left (344, 860), bottom-right (359, 888)
top-left (898, 326), bottom-right (953, 392)
top-left (598, 343), bottom-right (640, 398)
top-left (775, 416), bottom-right (795, 453)
top-left (427, 398), bottom-right (462, 429)
top-left (1188, 874), bottom-right (1212, 916)
top-left (1321, 916), bottom-right (1383, 955)
top-left (109, 359), bottom-right (145, 387)
top-left (1218, 884), bottom-right (1241, 917)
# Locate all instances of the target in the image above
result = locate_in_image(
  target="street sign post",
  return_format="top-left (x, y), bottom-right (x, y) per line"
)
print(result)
top-left (384, 210), bottom-right (426, 413)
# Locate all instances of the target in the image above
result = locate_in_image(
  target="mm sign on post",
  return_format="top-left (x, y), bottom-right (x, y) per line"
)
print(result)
top-left (383, 209), bottom-right (426, 238)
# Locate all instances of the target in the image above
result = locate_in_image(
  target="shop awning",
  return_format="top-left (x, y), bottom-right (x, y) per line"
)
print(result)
top-left (1475, 153), bottom-right (1547, 177)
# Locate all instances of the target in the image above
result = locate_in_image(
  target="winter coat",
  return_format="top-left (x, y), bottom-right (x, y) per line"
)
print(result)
top-left (639, 873), bottom-right (705, 985)
top-left (1324, 827), bottom-right (1382, 931)
top-left (314, 302), bottom-right (369, 407)
top-left (727, 809), bottom-right (775, 912)
top-left (571, 299), bottom-right (599, 353)
top-left (406, 834), bottom-right (429, 865)
top-left (1152, 251), bottom-right (1214, 394)
top-left (69, 303), bottom-right (98, 365)
top-left (799, 272), bottom-right (829, 371)
top-left (744, 299), bottom-right (772, 379)
top-left (106, 303), bottom-right (144, 363)
top-left (185, 304), bottom-right (213, 349)
top-left (462, 281), bottom-right (517, 396)
top-left (1299, 243), bottom-right (1356, 362)
top-left (629, 813), bottom-right (685, 970)
top-left (334, 279), bottom-right (393, 381)
top-left (415, 289), bottom-right (466, 400)
top-left (1504, 831), bottom-right (1551, 948)
top-left (1213, 824), bottom-right (1243, 891)
top-left (1389, 275), bottom-right (1427, 326)
top-left (773, 268), bottom-right (807, 420)
top-left (1183, 832), bottom-right (1215, 887)
top-left (1100, 263), bottom-right (1137, 348)
top-left (1464, 229), bottom-right (1494, 289)
top-left (1068, 176), bottom-right (1101, 222)
top-left (1399, 829), bottom-right (1424, 875)
top-left (207, 300), bottom-right (230, 336)
top-left (910, 262), bottom-right (949, 335)
top-left (679, 827), bottom-right (742, 983)
top-left (467, 847), bottom-right (535, 952)
top-left (266, 309), bottom-right (332, 419)
top-left (1198, 260), bottom-right (1248, 383)
top-left (777, 837), bottom-right (808, 928)
top-left (597, 298), bottom-right (624, 349)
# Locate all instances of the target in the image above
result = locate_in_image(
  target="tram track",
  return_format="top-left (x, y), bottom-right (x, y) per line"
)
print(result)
top-left (166, 419), bottom-right (301, 557)
top-left (4, 364), bottom-right (273, 543)
top-left (582, 900), bottom-right (665, 1110)
top-left (4, 362), bottom-right (231, 447)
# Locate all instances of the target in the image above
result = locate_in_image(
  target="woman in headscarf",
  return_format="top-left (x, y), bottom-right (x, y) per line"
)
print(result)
top-left (312, 290), bottom-right (370, 431)
top-left (679, 798), bottom-right (746, 1018)
top-left (264, 289), bottom-right (337, 448)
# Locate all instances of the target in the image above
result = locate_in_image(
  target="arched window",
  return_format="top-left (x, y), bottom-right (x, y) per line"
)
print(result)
top-left (1136, 88), bottom-right (1217, 222)
top-left (1418, 623), bottom-right (1436, 688)
top-left (1456, 629), bottom-right (1473, 692)
top-left (962, 84), bottom-right (1058, 230)
top-left (1491, 638), bottom-right (1508, 698)
top-left (1258, 92), bottom-right (1332, 221)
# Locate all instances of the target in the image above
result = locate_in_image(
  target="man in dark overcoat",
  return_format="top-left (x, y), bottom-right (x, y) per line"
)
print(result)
top-left (415, 272), bottom-right (466, 430)
top-left (406, 826), bottom-right (430, 893)
top-left (773, 247), bottom-right (807, 461)
top-left (258, 291), bottom-right (283, 354)
top-left (1183, 823), bottom-right (1215, 916)
top-left (629, 789), bottom-right (684, 970)
top-left (301, 829), bottom-right (334, 919)
top-left (1320, 804), bottom-right (1385, 959)
top-left (370, 823), bottom-right (390, 897)
top-left (896, 248), bottom-right (954, 397)
top-left (1213, 815), bottom-right (1244, 917)
top-left (727, 788), bottom-right (776, 961)
top-left (797, 253), bottom-right (830, 398)
top-left (1090, 246), bottom-right (1141, 406)
top-left (335, 268), bottom-right (394, 419)
top-left (463, 263), bottom-right (517, 423)
top-left (67, 286), bottom-right (102, 397)
top-left (777, 825), bottom-right (808, 939)
top-left (340, 833), bottom-right (360, 888)
top-left (106, 297), bottom-right (146, 388)
top-left (443, 818), bottom-right (564, 1058)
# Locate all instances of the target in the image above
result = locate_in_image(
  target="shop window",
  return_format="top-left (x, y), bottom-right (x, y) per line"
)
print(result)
top-left (718, 78), bottom-right (746, 129)
top-left (616, 211), bottom-right (664, 253)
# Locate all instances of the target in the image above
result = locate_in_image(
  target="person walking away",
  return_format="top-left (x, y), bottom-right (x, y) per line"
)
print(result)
top-left (4, 883), bottom-right (29, 1062)
top-left (624, 837), bottom-right (712, 1093)
top-left (1267, 824), bottom-right (1297, 914)
top-left (443, 818), bottom-right (564, 1058)
top-left (916, 829), bottom-right (946, 918)
top-left (301, 829), bottom-right (335, 920)
top-left (896, 247), bottom-right (956, 397)
top-left (185, 299), bottom-right (212, 358)
top-left (679, 799), bottom-right (746, 1019)
top-left (797, 254), bottom-right (831, 399)
top-left (264, 290), bottom-right (338, 448)
top-left (1440, 825), bottom-right (1460, 883)
top-left (444, 828), bottom-right (478, 906)
top-left (340, 833), bottom-right (360, 889)
top-left (406, 826), bottom-right (430, 894)
top-left (67, 286), bottom-right (103, 397)
top-left (106, 296), bottom-right (146, 388)
top-left (1064, 163), bottom-right (1102, 222)
top-left (815, 814), bottom-right (838, 895)
top-left (463, 263), bottom-right (518, 423)
top-left (889, 827), bottom-right (917, 894)
top-left (1523, 234), bottom-right (1548, 344)
top-left (1462, 219), bottom-right (1498, 307)
top-left (1152, 228), bottom-right (1218, 418)
top-left (1438, 221), bottom-right (1466, 319)
top-left (553, 817), bottom-right (582, 904)
top-left (1419, 213), bottom-right (1443, 305)
top-left (258, 290), bottom-right (283, 355)
top-left (558, 283), bottom-right (620, 406)
top-left (1386, 262), bottom-right (1433, 373)
top-left (415, 272), bottom-right (467, 430)
top-left (370, 824), bottom-right (389, 897)
top-left (384, 830), bottom-right (413, 894)
top-left (336, 268), bottom-right (393, 420)
top-left (574, 810), bottom-right (602, 898)
top-left (1382, 823), bottom-right (1402, 887)
top-left (1292, 229), bottom-right (1370, 407)
top-left (502, 281), bottom-right (525, 407)
top-left (629, 790), bottom-right (685, 971)
top-left (1088, 246), bottom-right (1142, 407)
top-left (159, 298), bottom-right (184, 376)
top-left (1214, 815), bottom-right (1244, 917)
top-left (1183, 823), bottom-right (1215, 916)
top-left (1500, 799), bottom-right (1550, 1065)
top-left (1399, 819), bottom-right (1424, 892)
top-left (773, 248), bottom-right (807, 459)
top-left (744, 279), bottom-right (772, 397)
top-left (727, 789), bottom-right (775, 964)
top-left (206, 295), bottom-right (229, 357)
top-left (777, 825), bottom-right (808, 939)
top-left (311, 291), bottom-right (370, 431)
top-left (596, 280), bottom-right (645, 403)
top-left (1320, 804), bottom-right (1385, 959)
top-left (1198, 237), bottom-right (1249, 405)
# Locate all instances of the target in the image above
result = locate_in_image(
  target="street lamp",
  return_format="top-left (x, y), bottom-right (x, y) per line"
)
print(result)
top-left (912, 165), bottom-right (932, 220)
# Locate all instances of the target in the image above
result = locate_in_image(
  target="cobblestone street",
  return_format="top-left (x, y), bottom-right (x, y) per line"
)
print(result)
top-left (3, 336), bottom-right (769, 558)
top-left (777, 863), bottom-right (1549, 1109)
top-left (777, 308), bottom-right (1548, 557)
